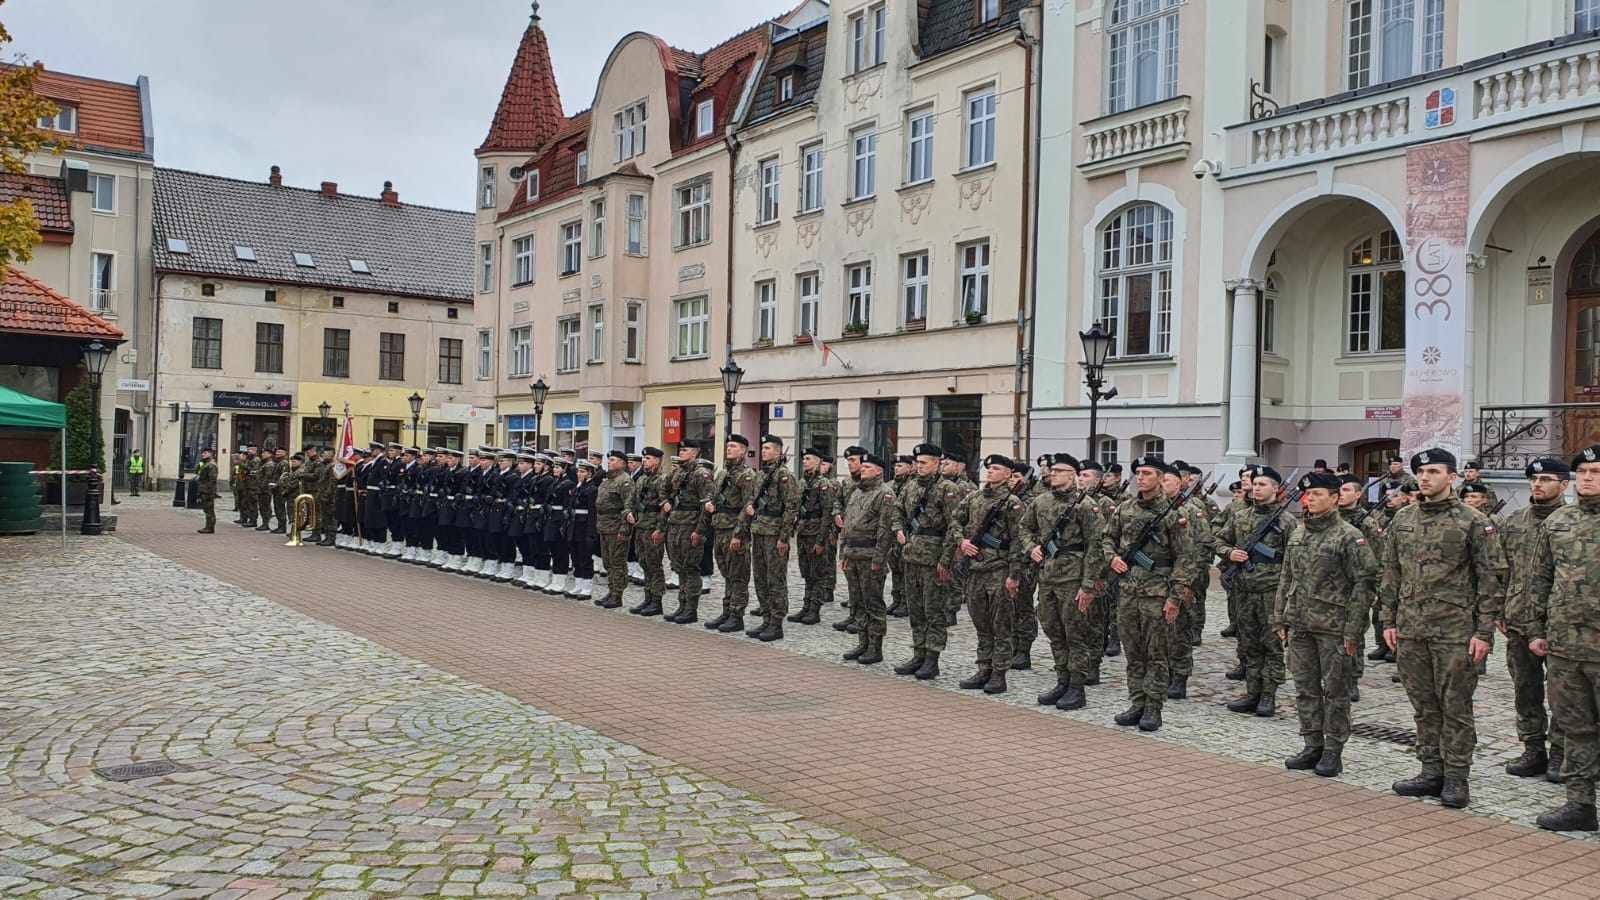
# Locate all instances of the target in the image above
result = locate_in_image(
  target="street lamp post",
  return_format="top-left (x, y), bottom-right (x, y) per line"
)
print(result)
top-left (530, 377), bottom-right (549, 452)
top-left (317, 401), bottom-right (332, 452)
top-left (1078, 323), bottom-right (1117, 463)
top-left (720, 352), bottom-right (745, 451)
top-left (80, 341), bottom-right (113, 529)
top-left (407, 392), bottom-right (423, 446)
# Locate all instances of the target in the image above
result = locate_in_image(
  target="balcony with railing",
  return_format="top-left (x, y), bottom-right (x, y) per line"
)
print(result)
top-left (1223, 31), bottom-right (1600, 180)
top-left (1475, 402), bottom-right (1600, 471)
top-left (1079, 95), bottom-right (1191, 178)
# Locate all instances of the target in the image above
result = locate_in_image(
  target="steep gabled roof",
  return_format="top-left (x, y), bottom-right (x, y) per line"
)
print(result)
top-left (499, 110), bottom-right (593, 221)
top-left (745, 17), bottom-right (828, 126)
top-left (478, 9), bottom-right (565, 155)
top-left (0, 266), bottom-right (123, 341)
top-left (29, 67), bottom-right (150, 158)
top-left (919, 0), bottom-right (1024, 60)
top-left (0, 173), bottom-right (73, 236)
top-left (669, 23), bottom-right (772, 156)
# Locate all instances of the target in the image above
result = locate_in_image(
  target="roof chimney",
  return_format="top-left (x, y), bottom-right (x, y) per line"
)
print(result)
top-left (380, 180), bottom-right (400, 207)
top-left (320, 181), bottom-right (338, 198)
top-left (269, 165), bottom-right (282, 187)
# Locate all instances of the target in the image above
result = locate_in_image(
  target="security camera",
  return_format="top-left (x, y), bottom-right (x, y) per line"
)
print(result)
top-left (1192, 159), bottom-right (1219, 179)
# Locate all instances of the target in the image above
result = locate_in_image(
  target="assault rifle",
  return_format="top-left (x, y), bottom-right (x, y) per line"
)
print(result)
top-left (1490, 496), bottom-right (1508, 517)
top-left (1104, 474), bottom-right (1211, 594)
top-left (1345, 476), bottom-right (1385, 531)
top-left (1218, 469), bottom-right (1304, 592)
top-left (954, 491), bottom-right (1012, 578)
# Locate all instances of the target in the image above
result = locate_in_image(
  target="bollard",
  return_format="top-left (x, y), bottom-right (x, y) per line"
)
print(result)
top-left (172, 477), bottom-right (186, 508)
top-left (81, 471), bottom-right (105, 536)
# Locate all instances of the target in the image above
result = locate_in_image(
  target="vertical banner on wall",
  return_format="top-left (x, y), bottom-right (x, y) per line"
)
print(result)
top-left (1402, 138), bottom-right (1470, 457)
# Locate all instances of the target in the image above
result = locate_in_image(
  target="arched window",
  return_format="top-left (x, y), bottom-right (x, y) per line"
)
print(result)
top-left (1097, 203), bottom-right (1174, 358)
top-left (1345, 229), bottom-right (1405, 354)
top-left (1569, 230), bottom-right (1600, 293)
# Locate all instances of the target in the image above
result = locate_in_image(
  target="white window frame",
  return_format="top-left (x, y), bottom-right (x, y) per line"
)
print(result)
top-left (800, 142), bottom-right (824, 212)
top-left (1345, 0), bottom-right (1446, 90)
top-left (850, 12), bottom-right (867, 73)
top-left (1261, 275), bottom-right (1279, 355)
top-left (1096, 203), bottom-right (1175, 358)
top-left (90, 251), bottom-right (115, 311)
top-left (696, 100), bottom-right (715, 138)
top-left (576, 150), bottom-right (589, 184)
top-left (477, 329), bottom-right (493, 380)
top-left (589, 304), bottom-right (605, 362)
top-left (959, 240), bottom-right (991, 320)
top-left (758, 156), bottom-right (781, 224)
top-left (797, 272), bottom-right (820, 338)
top-left (561, 221), bottom-right (583, 276)
top-left (755, 280), bottom-right (777, 343)
top-left (901, 252), bottom-right (929, 324)
top-left (624, 301), bottom-right (644, 363)
top-left (479, 242), bottom-right (494, 293)
top-left (871, 4), bottom-right (887, 67)
top-left (480, 166), bottom-right (496, 208)
top-left (625, 193), bottom-right (647, 255)
top-left (1580, 0), bottom-right (1600, 31)
top-left (1344, 229), bottom-right (1406, 355)
top-left (850, 126), bottom-right (877, 201)
top-left (39, 105), bottom-right (76, 133)
top-left (964, 87), bottom-right (997, 169)
top-left (526, 170), bottom-right (540, 203)
top-left (846, 262), bottom-right (873, 331)
top-left (780, 74), bottom-right (795, 103)
top-left (675, 179), bottom-right (712, 248)
top-left (674, 296), bottom-right (709, 360)
top-left (89, 173), bottom-right (115, 214)
top-left (613, 99), bottom-right (648, 162)
top-left (1097, 437), bottom-right (1119, 466)
top-left (557, 316), bottom-right (581, 373)
top-left (1140, 437), bottom-right (1166, 461)
top-left (1104, 0), bottom-right (1181, 115)
top-left (590, 198), bottom-right (607, 258)
top-left (511, 235), bottom-right (534, 286)
top-left (906, 108), bottom-right (934, 185)
top-left (509, 326), bottom-right (532, 377)
top-left (980, 0), bottom-right (1002, 23)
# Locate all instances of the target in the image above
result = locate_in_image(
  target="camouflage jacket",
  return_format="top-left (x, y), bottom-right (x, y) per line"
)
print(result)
top-left (1214, 499), bottom-right (1296, 593)
top-left (195, 459), bottom-right (218, 499)
top-left (1525, 496), bottom-right (1600, 662)
top-left (896, 474), bottom-right (964, 567)
top-left (748, 460), bottom-right (800, 541)
top-left (840, 475), bottom-right (898, 561)
top-left (1462, 478), bottom-right (1498, 506)
top-left (1100, 491), bottom-right (1198, 604)
top-left (595, 469), bottom-right (634, 536)
top-left (1182, 495), bottom-right (1220, 561)
top-left (628, 468), bottom-right (667, 532)
top-left (1020, 486), bottom-right (1103, 591)
top-left (710, 462), bottom-right (758, 535)
top-left (664, 460), bottom-right (711, 531)
top-left (948, 481), bottom-right (1025, 578)
top-left (1499, 497), bottom-right (1566, 634)
top-left (258, 459), bottom-right (281, 492)
top-left (1379, 494), bottom-right (1508, 644)
top-left (1272, 509), bottom-right (1379, 641)
top-left (796, 470), bottom-right (839, 543)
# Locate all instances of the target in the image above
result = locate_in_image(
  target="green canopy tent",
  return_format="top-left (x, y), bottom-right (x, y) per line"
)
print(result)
top-left (0, 383), bottom-right (67, 546)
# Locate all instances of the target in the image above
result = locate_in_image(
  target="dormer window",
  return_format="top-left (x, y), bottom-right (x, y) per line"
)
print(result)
top-left (979, 0), bottom-right (1001, 23)
top-left (526, 170), bottom-right (540, 202)
top-left (779, 74), bottom-right (794, 103)
top-left (38, 105), bottom-right (77, 133)
top-left (576, 150), bottom-right (589, 183)
top-left (349, 259), bottom-right (371, 274)
top-left (234, 245), bottom-right (257, 262)
top-left (614, 99), bottom-right (647, 162)
top-left (696, 100), bottom-right (715, 138)
top-left (293, 252), bottom-right (316, 268)
top-left (166, 238), bottom-right (190, 254)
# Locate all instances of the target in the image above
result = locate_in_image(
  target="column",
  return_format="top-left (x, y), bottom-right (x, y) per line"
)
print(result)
top-left (1224, 278), bottom-right (1260, 461)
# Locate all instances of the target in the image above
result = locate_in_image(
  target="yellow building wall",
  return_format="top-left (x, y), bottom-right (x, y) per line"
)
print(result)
top-left (298, 383), bottom-right (434, 449)
top-left (643, 383), bottom-right (723, 462)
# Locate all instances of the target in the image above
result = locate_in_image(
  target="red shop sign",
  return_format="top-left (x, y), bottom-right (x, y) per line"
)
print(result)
top-left (662, 407), bottom-right (683, 444)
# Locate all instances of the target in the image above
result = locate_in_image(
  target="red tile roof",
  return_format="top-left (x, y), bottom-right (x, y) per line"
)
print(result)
top-left (479, 18), bottom-right (565, 155)
top-left (0, 267), bottom-right (123, 341)
top-left (498, 110), bottom-right (592, 222)
top-left (30, 67), bottom-right (148, 157)
top-left (0, 173), bottom-right (72, 235)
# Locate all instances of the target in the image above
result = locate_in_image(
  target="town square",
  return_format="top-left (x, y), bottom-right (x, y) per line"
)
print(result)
top-left (4, 1), bottom-right (1600, 897)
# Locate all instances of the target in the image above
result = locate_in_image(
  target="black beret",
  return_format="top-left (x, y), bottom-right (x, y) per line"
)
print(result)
top-left (761, 434), bottom-right (783, 447)
top-left (1410, 447), bottom-right (1456, 473)
top-left (727, 434), bottom-right (749, 447)
top-left (1459, 482), bottom-right (1488, 496)
top-left (291, 452), bottom-right (304, 461)
top-left (1463, 459), bottom-right (1483, 471)
top-left (1299, 472), bottom-right (1341, 492)
top-left (1575, 445), bottom-right (1600, 469)
top-left (1526, 457), bottom-right (1571, 478)
top-left (1313, 459), bottom-right (1329, 469)
top-left (1106, 463), bottom-right (1123, 474)
top-left (844, 445), bottom-right (868, 457)
top-left (1011, 461), bottom-right (1031, 477)
top-left (607, 449), bottom-right (627, 461)
top-left (1049, 452), bottom-right (1080, 469)
top-left (642, 446), bottom-right (664, 458)
top-left (861, 453), bottom-right (887, 470)
top-left (982, 453), bottom-right (1015, 470)
top-left (1227, 481), bottom-right (1242, 492)
top-left (896, 454), bottom-right (914, 465)
top-left (1398, 482), bottom-right (1418, 494)
top-left (1079, 458), bottom-right (1103, 473)
top-left (1124, 456), bottom-right (1158, 473)
top-left (913, 443), bottom-right (942, 459)
top-left (801, 446), bottom-right (825, 459)
top-left (1162, 462), bottom-right (1184, 476)
top-left (1339, 474), bottom-right (1365, 487)
top-left (1335, 461), bottom-right (1352, 472)
top-left (1253, 466), bottom-right (1283, 484)
top-left (942, 450), bottom-right (963, 462)
top-left (1171, 459), bottom-right (1189, 471)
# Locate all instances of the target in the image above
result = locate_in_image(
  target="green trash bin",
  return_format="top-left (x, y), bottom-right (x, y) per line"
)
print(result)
top-left (0, 461), bottom-right (43, 535)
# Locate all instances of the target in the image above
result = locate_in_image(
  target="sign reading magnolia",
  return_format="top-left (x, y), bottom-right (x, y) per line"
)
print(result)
top-left (212, 390), bottom-right (292, 411)
top-left (1401, 138), bottom-right (1469, 458)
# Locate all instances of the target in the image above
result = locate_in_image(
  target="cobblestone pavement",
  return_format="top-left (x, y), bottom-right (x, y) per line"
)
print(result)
top-left (0, 531), bottom-right (968, 899)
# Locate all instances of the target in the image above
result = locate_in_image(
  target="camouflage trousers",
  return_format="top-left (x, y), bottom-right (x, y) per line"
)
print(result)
top-left (1118, 587), bottom-right (1170, 712)
top-left (257, 490), bottom-right (275, 524)
top-left (1167, 602), bottom-right (1194, 679)
top-left (1036, 579), bottom-right (1095, 685)
top-left (966, 567), bottom-right (1013, 670)
top-left (946, 567), bottom-right (970, 618)
top-left (1186, 570), bottom-right (1209, 643)
top-left (903, 561), bottom-right (948, 653)
top-left (715, 529), bottom-right (752, 616)
top-left (1506, 628), bottom-right (1564, 753)
top-left (600, 529), bottom-right (631, 603)
top-left (796, 531), bottom-right (832, 608)
top-left (1397, 637), bottom-right (1480, 777)
top-left (888, 546), bottom-right (905, 608)
top-left (1289, 630), bottom-right (1355, 749)
top-left (1090, 591), bottom-right (1116, 679)
top-left (239, 484), bottom-right (255, 518)
top-left (1011, 570), bottom-right (1039, 661)
top-left (1236, 588), bottom-right (1286, 695)
top-left (636, 527), bottom-right (667, 603)
top-left (843, 559), bottom-right (887, 638)
top-left (273, 490), bottom-right (289, 526)
top-left (667, 525), bottom-right (703, 602)
top-left (751, 534), bottom-right (789, 624)
top-left (821, 536), bottom-right (839, 599)
top-left (1548, 655), bottom-right (1600, 804)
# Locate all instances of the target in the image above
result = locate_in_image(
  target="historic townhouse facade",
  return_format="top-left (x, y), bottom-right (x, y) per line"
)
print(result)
top-left (150, 168), bottom-right (487, 484)
top-left (1032, 0), bottom-right (1600, 480)
top-left (728, 0), bottom-right (1037, 470)
top-left (474, 7), bottom-right (770, 460)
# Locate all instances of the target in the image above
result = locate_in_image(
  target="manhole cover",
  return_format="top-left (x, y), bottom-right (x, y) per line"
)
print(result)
top-left (1350, 722), bottom-right (1416, 746)
top-left (93, 760), bottom-right (186, 782)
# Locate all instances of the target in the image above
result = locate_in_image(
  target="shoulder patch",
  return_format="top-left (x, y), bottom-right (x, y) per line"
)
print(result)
top-left (1484, 525), bottom-right (1496, 536)
top-left (1178, 517), bottom-right (1188, 528)
top-left (1355, 538), bottom-right (1367, 546)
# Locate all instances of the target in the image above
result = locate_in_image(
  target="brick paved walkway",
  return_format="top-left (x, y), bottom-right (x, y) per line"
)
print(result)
top-left (105, 502), bottom-right (1600, 897)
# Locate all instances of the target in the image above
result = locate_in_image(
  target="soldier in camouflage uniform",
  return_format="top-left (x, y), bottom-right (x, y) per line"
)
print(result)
top-left (1461, 460), bottom-right (1498, 507)
top-left (887, 456), bottom-right (913, 618)
top-left (595, 450), bottom-right (635, 609)
top-left (230, 449), bottom-right (247, 525)
top-left (700, 435), bottom-right (755, 631)
top-left (1526, 444), bottom-right (1600, 832)
top-left (1499, 457), bottom-right (1571, 782)
top-left (1216, 465), bottom-right (1295, 717)
top-left (940, 451), bottom-right (977, 627)
top-left (1381, 448), bottom-right (1507, 809)
top-left (1162, 462), bottom-right (1215, 700)
top-left (626, 447), bottom-right (670, 617)
top-left (1101, 456), bottom-right (1197, 732)
top-left (748, 435), bottom-right (800, 641)
top-left (789, 448), bottom-right (839, 626)
top-left (950, 455), bottom-right (1027, 695)
top-left (1336, 474), bottom-right (1384, 695)
top-left (254, 448), bottom-right (279, 532)
top-left (1273, 472), bottom-right (1379, 778)
top-left (1077, 458), bottom-right (1118, 679)
top-left (1021, 452), bottom-right (1103, 710)
top-left (891, 443), bottom-right (963, 679)
top-left (663, 443), bottom-right (712, 623)
top-left (819, 458), bottom-right (843, 612)
top-left (1217, 470), bottom-right (1251, 644)
top-left (840, 454), bottom-right (899, 665)
top-left (1008, 460), bottom-right (1046, 670)
top-left (829, 447), bottom-right (867, 633)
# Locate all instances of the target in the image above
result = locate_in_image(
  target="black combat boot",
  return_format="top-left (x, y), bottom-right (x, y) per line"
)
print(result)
top-left (1220, 623), bottom-right (1238, 638)
top-left (673, 598), bottom-right (699, 626)
top-left (255, 520), bottom-right (271, 532)
top-left (744, 615), bottom-right (766, 637)
top-left (717, 615), bottom-right (744, 633)
top-left (856, 634), bottom-right (883, 664)
top-left (197, 526), bottom-right (214, 534)
top-left (1285, 744), bottom-right (1322, 770)
top-left (1380, 647), bottom-right (1395, 663)
top-left (946, 607), bottom-right (958, 627)
top-left (758, 621), bottom-right (784, 643)
top-left (1505, 743), bottom-right (1549, 778)
top-left (1392, 772), bottom-right (1444, 797)
top-left (958, 667), bottom-right (991, 690)
top-left (1037, 679), bottom-right (1069, 706)
top-left (1226, 693), bottom-right (1260, 714)
top-left (1137, 707), bottom-right (1162, 732)
top-left (1104, 623), bottom-right (1121, 657)
top-left (894, 651), bottom-right (927, 677)
top-left (786, 603), bottom-right (808, 624)
top-left (637, 598), bottom-right (664, 617)
top-left (1055, 685), bottom-right (1087, 711)
top-left (798, 600), bottom-right (822, 625)
top-left (1548, 746), bottom-right (1567, 784)
top-left (1167, 676), bottom-right (1187, 700)
top-left (1366, 644), bottom-right (1388, 660)
top-left (982, 668), bottom-right (1007, 694)
top-left (1225, 661), bottom-right (1247, 681)
top-left (1255, 690), bottom-right (1277, 718)
top-left (1010, 650), bottom-right (1031, 671)
top-left (1314, 747), bottom-right (1344, 778)
top-left (1084, 668), bottom-right (1101, 686)
top-left (1439, 776), bottom-right (1470, 809)
top-left (1349, 685), bottom-right (1361, 702)
top-left (663, 599), bottom-right (687, 622)
top-left (1113, 705), bottom-right (1144, 727)
top-left (832, 615), bottom-right (856, 632)
top-left (914, 652), bottom-right (940, 680)
top-left (888, 598), bottom-right (908, 617)
top-left (630, 596), bottom-right (654, 615)
top-left (843, 631), bottom-right (869, 661)
top-left (1537, 802), bottom-right (1599, 832)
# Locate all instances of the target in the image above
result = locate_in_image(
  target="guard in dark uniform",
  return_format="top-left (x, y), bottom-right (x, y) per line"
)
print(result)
top-left (547, 457), bottom-right (576, 595)
top-left (359, 441), bottom-right (389, 553)
top-left (573, 459), bottom-right (600, 600)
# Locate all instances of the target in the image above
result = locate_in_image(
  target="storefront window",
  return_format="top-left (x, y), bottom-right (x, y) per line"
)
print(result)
top-left (668, 405), bottom-right (716, 458)
top-left (554, 412), bottom-right (590, 456)
top-left (867, 399), bottom-right (898, 461)
top-left (427, 423), bottom-right (466, 451)
top-left (181, 412), bottom-right (218, 474)
top-left (927, 395), bottom-right (981, 476)
top-left (505, 414), bottom-right (541, 451)
top-left (301, 416), bottom-right (336, 451)
top-left (372, 419), bottom-right (401, 445)
top-left (797, 401), bottom-right (838, 474)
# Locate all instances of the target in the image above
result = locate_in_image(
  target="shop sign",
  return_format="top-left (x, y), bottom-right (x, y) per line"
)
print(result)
top-left (212, 390), bottom-right (292, 411)
top-left (662, 407), bottom-right (683, 444)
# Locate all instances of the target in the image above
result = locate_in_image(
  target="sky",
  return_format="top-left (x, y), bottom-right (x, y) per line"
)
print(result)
top-left (9, 0), bottom-right (796, 210)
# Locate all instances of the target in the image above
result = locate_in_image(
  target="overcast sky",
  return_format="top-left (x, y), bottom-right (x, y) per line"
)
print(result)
top-left (10, 0), bottom-right (794, 210)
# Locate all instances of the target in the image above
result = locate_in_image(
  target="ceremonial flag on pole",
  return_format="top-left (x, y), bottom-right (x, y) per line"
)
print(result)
top-left (339, 407), bottom-right (356, 462)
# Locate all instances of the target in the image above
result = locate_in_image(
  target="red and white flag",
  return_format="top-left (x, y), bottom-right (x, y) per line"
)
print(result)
top-left (338, 409), bottom-right (356, 462)
top-left (817, 338), bottom-right (833, 368)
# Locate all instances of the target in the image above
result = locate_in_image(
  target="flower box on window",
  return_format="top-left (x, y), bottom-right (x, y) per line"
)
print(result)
top-left (964, 310), bottom-right (984, 325)
top-left (843, 322), bottom-right (869, 337)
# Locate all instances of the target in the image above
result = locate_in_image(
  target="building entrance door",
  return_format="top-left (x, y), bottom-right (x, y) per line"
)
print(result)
top-left (233, 415), bottom-right (289, 453)
top-left (1566, 293), bottom-right (1600, 454)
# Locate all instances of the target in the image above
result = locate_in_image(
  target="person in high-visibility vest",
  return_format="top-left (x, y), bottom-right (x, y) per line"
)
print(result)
top-left (127, 450), bottom-right (144, 496)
